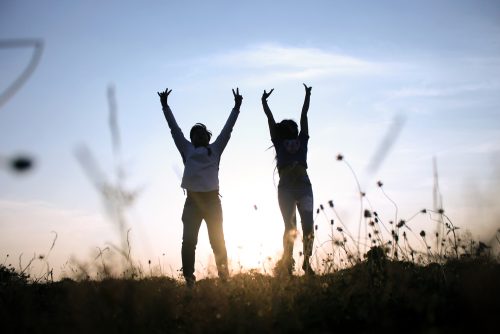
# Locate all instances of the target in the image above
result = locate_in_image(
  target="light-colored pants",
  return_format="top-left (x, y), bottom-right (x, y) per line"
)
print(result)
top-left (277, 182), bottom-right (314, 261)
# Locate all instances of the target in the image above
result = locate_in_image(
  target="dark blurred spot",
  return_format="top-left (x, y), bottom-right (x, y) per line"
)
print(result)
top-left (10, 156), bottom-right (34, 172)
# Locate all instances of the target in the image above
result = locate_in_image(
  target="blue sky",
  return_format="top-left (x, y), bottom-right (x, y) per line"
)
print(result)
top-left (1, 0), bottom-right (499, 277)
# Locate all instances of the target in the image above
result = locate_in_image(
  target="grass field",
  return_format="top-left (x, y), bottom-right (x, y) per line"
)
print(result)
top-left (1, 252), bottom-right (499, 333)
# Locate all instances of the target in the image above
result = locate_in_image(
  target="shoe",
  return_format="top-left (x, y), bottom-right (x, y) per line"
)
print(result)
top-left (274, 257), bottom-right (295, 277)
top-left (302, 259), bottom-right (316, 276)
top-left (217, 264), bottom-right (229, 282)
top-left (185, 275), bottom-right (196, 288)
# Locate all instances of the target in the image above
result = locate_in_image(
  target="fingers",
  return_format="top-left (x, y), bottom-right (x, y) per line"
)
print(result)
top-left (158, 88), bottom-right (171, 99)
top-left (233, 88), bottom-right (242, 99)
top-left (262, 88), bottom-right (274, 100)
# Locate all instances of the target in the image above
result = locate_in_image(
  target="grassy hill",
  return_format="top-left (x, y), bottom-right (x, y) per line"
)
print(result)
top-left (1, 255), bottom-right (498, 333)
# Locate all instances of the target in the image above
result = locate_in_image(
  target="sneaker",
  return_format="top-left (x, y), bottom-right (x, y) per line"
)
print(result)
top-left (302, 259), bottom-right (316, 276)
top-left (274, 257), bottom-right (295, 276)
top-left (217, 264), bottom-right (229, 282)
top-left (185, 275), bottom-right (196, 288)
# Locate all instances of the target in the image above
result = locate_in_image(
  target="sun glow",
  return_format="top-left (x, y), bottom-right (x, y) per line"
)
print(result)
top-left (220, 186), bottom-right (287, 273)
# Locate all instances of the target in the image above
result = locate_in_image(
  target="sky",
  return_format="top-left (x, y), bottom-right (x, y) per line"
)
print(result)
top-left (1, 0), bottom-right (499, 279)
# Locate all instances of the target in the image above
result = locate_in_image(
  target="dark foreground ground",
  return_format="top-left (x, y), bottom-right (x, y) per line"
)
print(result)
top-left (1, 258), bottom-right (499, 333)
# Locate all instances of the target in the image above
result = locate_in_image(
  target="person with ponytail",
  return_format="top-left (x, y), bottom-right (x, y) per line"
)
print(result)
top-left (261, 83), bottom-right (315, 276)
top-left (158, 87), bottom-right (242, 286)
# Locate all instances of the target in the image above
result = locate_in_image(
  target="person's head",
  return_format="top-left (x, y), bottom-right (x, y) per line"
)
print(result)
top-left (276, 119), bottom-right (298, 140)
top-left (190, 123), bottom-right (212, 147)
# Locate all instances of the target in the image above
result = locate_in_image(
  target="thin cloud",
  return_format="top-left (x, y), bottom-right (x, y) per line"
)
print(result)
top-left (0, 200), bottom-right (105, 226)
top-left (189, 44), bottom-right (389, 85)
top-left (387, 82), bottom-right (500, 99)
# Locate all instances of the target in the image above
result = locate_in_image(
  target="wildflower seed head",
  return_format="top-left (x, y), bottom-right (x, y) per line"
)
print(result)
top-left (320, 204), bottom-right (324, 211)
top-left (364, 209), bottom-right (372, 218)
top-left (369, 221), bottom-right (375, 226)
top-left (396, 220), bottom-right (405, 228)
top-left (360, 192), bottom-right (366, 197)
top-left (316, 208), bottom-right (320, 214)
top-left (328, 200), bottom-right (334, 208)
top-left (336, 227), bottom-right (343, 232)
top-left (438, 208), bottom-right (445, 214)
top-left (421, 208), bottom-right (427, 214)
top-left (420, 230), bottom-right (426, 238)
top-left (315, 225), bottom-right (318, 231)
top-left (336, 154), bottom-right (343, 161)
top-left (330, 219), bottom-right (334, 225)
top-left (374, 218), bottom-right (379, 223)
top-left (377, 180), bottom-right (383, 187)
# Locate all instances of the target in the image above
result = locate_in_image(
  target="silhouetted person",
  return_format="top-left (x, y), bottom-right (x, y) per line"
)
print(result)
top-left (158, 87), bottom-right (243, 286)
top-left (261, 84), bottom-right (315, 276)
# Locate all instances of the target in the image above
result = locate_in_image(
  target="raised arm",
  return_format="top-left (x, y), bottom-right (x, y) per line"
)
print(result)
top-left (212, 88), bottom-right (242, 153)
top-left (300, 83), bottom-right (312, 136)
top-left (157, 88), bottom-right (190, 154)
top-left (261, 89), bottom-right (277, 139)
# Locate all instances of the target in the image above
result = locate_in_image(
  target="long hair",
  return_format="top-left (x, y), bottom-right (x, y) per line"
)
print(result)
top-left (275, 119), bottom-right (298, 140)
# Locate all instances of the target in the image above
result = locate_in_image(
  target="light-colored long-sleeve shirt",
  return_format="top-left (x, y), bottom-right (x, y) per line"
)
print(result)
top-left (163, 106), bottom-right (240, 192)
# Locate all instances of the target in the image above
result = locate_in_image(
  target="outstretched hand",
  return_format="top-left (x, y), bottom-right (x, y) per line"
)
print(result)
top-left (157, 88), bottom-right (172, 109)
top-left (232, 87), bottom-right (243, 109)
top-left (303, 83), bottom-right (312, 95)
top-left (261, 88), bottom-right (274, 101)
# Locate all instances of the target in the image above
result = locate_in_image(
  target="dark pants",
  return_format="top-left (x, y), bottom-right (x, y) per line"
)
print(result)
top-left (181, 191), bottom-right (228, 279)
top-left (277, 183), bottom-right (314, 262)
